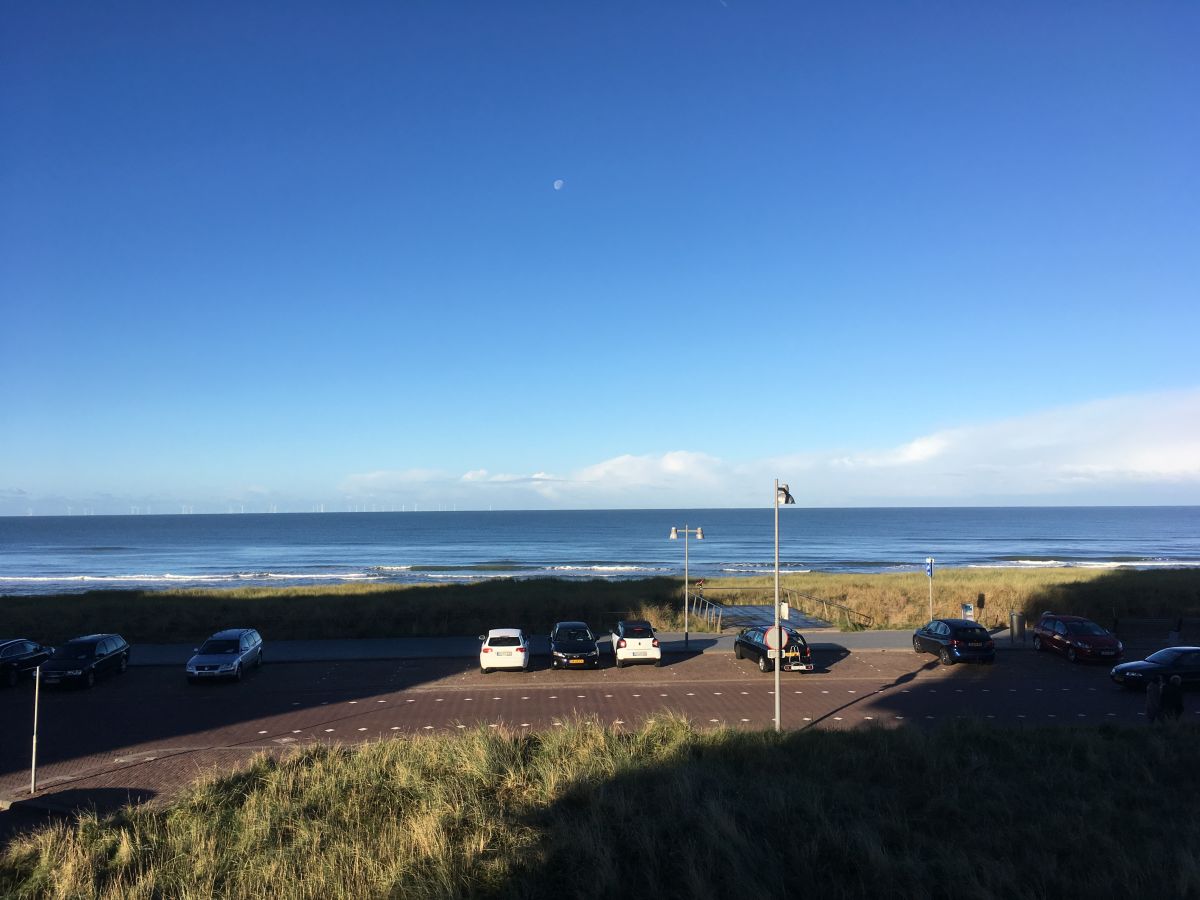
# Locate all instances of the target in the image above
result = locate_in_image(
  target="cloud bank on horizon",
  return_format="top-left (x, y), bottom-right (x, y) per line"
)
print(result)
top-left (336, 387), bottom-right (1200, 510)
top-left (4, 388), bottom-right (1197, 515)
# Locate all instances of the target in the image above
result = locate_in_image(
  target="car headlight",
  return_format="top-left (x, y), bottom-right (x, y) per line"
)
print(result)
top-left (1125, 670), bottom-right (1142, 678)
top-left (552, 651), bottom-right (566, 658)
top-left (218, 663), bottom-right (236, 671)
top-left (186, 665), bottom-right (197, 673)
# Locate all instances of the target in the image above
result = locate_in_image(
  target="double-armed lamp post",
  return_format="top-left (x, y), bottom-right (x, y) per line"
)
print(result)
top-left (669, 524), bottom-right (703, 649)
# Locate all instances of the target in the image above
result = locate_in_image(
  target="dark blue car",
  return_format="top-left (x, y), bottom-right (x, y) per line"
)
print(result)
top-left (913, 618), bottom-right (995, 665)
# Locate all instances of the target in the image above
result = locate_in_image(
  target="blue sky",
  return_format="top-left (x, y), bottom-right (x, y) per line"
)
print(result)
top-left (2, 2), bottom-right (1198, 514)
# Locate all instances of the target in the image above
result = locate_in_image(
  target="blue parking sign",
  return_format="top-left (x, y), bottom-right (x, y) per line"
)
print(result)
top-left (925, 557), bottom-right (934, 578)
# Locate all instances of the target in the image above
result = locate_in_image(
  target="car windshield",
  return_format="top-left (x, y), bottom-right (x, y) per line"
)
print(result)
top-left (1147, 648), bottom-right (1182, 665)
top-left (488, 636), bottom-right (521, 647)
top-left (556, 629), bottom-right (592, 642)
top-left (53, 643), bottom-right (94, 660)
top-left (624, 626), bottom-right (653, 638)
top-left (1067, 621), bottom-right (1107, 636)
top-left (199, 640), bottom-right (240, 654)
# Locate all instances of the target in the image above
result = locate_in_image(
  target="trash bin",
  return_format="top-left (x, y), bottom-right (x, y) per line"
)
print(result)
top-left (1009, 611), bottom-right (1026, 643)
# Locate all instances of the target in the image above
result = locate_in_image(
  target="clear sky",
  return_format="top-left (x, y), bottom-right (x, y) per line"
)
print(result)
top-left (2, 2), bottom-right (1198, 514)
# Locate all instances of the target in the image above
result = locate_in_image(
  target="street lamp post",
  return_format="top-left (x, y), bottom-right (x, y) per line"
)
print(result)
top-left (773, 479), bottom-right (795, 732)
top-left (669, 525), bottom-right (703, 649)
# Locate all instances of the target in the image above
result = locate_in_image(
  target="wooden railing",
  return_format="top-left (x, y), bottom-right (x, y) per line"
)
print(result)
top-left (783, 588), bottom-right (874, 629)
top-left (687, 591), bottom-right (723, 631)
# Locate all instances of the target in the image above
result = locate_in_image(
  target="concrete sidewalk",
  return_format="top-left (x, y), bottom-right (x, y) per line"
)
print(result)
top-left (129, 627), bottom-right (1039, 666)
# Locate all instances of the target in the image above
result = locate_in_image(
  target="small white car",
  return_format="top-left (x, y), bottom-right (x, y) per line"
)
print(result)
top-left (478, 628), bottom-right (530, 674)
top-left (612, 619), bottom-right (661, 668)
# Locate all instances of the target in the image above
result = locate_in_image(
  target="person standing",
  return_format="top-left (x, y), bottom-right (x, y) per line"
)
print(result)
top-left (1161, 674), bottom-right (1185, 721)
top-left (1145, 675), bottom-right (1163, 724)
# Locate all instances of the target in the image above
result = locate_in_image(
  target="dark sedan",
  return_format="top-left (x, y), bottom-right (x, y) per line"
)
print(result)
top-left (1, 639), bottom-right (51, 687)
top-left (549, 621), bottom-right (600, 669)
top-left (40, 634), bottom-right (131, 688)
top-left (913, 618), bottom-right (995, 665)
top-left (1110, 646), bottom-right (1200, 690)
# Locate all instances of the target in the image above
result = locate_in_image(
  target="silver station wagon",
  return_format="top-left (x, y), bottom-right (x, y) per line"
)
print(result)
top-left (186, 628), bottom-right (264, 683)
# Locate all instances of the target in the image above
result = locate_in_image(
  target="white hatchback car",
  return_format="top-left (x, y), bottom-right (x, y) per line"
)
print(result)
top-left (612, 619), bottom-right (661, 668)
top-left (478, 628), bottom-right (530, 674)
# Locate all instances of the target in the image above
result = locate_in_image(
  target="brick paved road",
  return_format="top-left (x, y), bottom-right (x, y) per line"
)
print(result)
top-left (1, 647), bottom-right (1189, 844)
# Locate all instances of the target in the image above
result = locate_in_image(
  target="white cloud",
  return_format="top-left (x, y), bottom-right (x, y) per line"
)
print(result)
top-left (14, 387), bottom-right (1194, 515)
top-left (326, 388), bottom-right (1200, 508)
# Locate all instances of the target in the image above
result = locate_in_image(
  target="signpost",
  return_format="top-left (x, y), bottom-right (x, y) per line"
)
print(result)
top-left (926, 557), bottom-right (935, 621)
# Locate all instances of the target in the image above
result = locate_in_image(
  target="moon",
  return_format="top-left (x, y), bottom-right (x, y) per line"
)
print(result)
top-left (553, 179), bottom-right (564, 191)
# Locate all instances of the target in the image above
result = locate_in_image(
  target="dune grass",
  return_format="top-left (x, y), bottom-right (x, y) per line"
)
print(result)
top-left (711, 567), bottom-right (1200, 629)
top-left (2, 569), bottom-right (1198, 644)
top-left (3, 717), bottom-right (1198, 899)
top-left (0, 577), bottom-right (708, 644)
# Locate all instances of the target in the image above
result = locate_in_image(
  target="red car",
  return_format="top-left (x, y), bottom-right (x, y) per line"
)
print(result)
top-left (1032, 613), bottom-right (1123, 663)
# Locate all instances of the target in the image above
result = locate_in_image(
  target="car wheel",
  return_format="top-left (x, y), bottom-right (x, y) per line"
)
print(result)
top-left (758, 654), bottom-right (771, 674)
top-left (734, 644), bottom-right (743, 660)
top-left (4, 668), bottom-right (16, 688)
top-left (1067, 648), bottom-right (1078, 664)
top-left (615, 658), bottom-right (624, 669)
top-left (84, 670), bottom-right (95, 688)
top-left (233, 664), bottom-right (242, 682)
top-left (480, 667), bottom-right (489, 675)
top-left (256, 650), bottom-right (263, 669)
top-left (1033, 635), bottom-right (1043, 652)
top-left (913, 637), bottom-right (923, 654)
top-left (118, 654), bottom-right (128, 674)
top-left (938, 647), bottom-right (954, 666)
top-left (654, 658), bottom-right (662, 668)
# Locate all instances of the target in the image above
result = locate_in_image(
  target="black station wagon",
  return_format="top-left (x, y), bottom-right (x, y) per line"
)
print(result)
top-left (41, 634), bottom-right (131, 688)
top-left (734, 625), bottom-right (814, 673)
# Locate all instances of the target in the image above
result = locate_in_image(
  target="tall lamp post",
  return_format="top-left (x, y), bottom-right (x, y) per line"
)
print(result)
top-left (773, 479), bottom-right (796, 732)
top-left (669, 524), bottom-right (703, 649)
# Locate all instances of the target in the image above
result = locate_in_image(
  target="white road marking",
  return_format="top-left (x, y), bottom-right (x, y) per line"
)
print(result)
top-left (358, 727), bottom-right (367, 732)
top-left (257, 730), bottom-right (268, 734)
top-left (391, 726), bottom-right (400, 730)
top-left (349, 701), bottom-right (358, 704)
top-left (324, 728), bottom-right (334, 733)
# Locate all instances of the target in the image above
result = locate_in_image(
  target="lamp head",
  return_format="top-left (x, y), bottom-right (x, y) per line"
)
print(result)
top-left (669, 527), bottom-right (678, 540)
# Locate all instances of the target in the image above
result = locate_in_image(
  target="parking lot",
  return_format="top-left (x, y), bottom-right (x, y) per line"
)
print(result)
top-left (3, 642), bottom-right (1188, 834)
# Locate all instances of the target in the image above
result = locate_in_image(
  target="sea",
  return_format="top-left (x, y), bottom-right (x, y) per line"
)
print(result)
top-left (1, 507), bottom-right (1198, 596)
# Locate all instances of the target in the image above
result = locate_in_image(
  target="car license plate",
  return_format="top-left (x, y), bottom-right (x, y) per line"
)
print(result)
top-left (569, 659), bottom-right (584, 665)
top-left (1101, 650), bottom-right (1114, 656)
top-left (633, 651), bottom-right (647, 656)
top-left (968, 642), bottom-right (982, 647)
top-left (497, 651), bottom-right (511, 657)
top-left (789, 663), bottom-right (814, 672)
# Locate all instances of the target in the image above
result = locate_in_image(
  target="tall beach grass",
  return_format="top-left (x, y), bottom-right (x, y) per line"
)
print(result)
top-left (2, 569), bottom-right (1197, 643)
top-left (3, 718), bottom-right (1198, 899)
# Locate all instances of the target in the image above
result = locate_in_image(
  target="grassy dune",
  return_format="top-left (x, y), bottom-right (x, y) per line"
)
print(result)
top-left (707, 567), bottom-right (1200, 629)
top-left (3, 569), bottom-right (1199, 643)
top-left (0, 578), bottom-right (703, 644)
top-left (3, 718), bottom-right (1198, 899)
